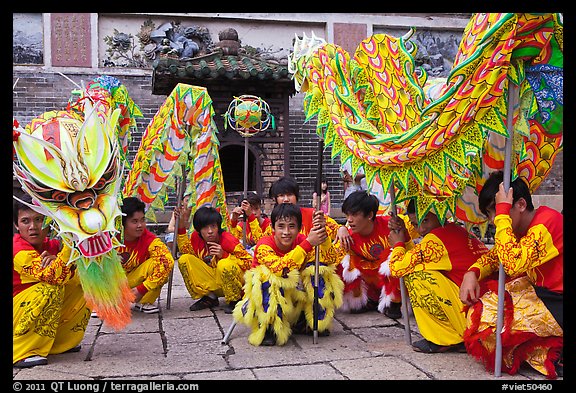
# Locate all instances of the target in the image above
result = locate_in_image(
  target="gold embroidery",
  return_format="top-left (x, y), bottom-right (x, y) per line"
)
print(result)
top-left (404, 271), bottom-right (449, 322)
top-left (219, 263), bottom-right (243, 302)
top-left (15, 285), bottom-right (63, 338)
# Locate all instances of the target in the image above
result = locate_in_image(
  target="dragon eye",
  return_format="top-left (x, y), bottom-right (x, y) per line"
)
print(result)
top-left (93, 177), bottom-right (107, 190)
top-left (52, 190), bottom-right (67, 202)
top-left (23, 181), bottom-right (70, 204)
top-left (93, 158), bottom-right (118, 191)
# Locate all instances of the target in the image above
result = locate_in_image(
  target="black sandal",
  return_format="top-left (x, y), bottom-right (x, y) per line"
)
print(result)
top-left (412, 339), bottom-right (466, 354)
top-left (189, 296), bottom-right (218, 311)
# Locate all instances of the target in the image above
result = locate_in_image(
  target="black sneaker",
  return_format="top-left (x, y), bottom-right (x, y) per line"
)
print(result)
top-left (261, 327), bottom-right (276, 346)
top-left (223, 301), bottom-right (238, 314)
top-left (291, 313), bottom-right (330, 336)
top-left (292, 312), bottom-right (308, 334)
top-left (64, 345), bottom-right (82, 353)
top-left (383, 302), bottom-right (402, 319)
top-left (189, 296), bottom-right (219, 311)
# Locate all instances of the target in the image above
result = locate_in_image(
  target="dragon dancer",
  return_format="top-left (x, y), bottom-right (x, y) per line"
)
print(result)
top-left (229, 192), bottom-right (271, 249)
top-left (175, 205), bottom-right (253, 314)
top-left (13, 195), bottom-right (90, 368)
top-left (114, 197), bottom-right (175, 314)
top-left (338, 191), bottom-right (417, 318)
top-left (233, 203), bottom-right (344, 346)
top-left (459, 171), bottom-right (563, 379)
top-left (387, 198), bottom-right (492, 353)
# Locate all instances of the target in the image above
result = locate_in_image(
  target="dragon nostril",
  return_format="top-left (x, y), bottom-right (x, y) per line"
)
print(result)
top-left (68, 190), bottom-right (95, 210)
top-left (76, 197), bottom-right (93, 209)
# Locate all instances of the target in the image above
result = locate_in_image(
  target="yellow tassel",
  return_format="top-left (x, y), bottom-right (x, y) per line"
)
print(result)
top-left (235, 265), bottom-right (300, 346)
top-left (300, 264), bottom-right (345, 332)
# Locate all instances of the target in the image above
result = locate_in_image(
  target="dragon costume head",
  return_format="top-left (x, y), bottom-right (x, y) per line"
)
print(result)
top-left (13, 77), bottom-right (141, 330)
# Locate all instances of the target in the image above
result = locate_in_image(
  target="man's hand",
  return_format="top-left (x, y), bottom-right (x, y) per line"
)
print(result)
top-left (240, 200), bottom-right (252, 218)
top-left (206, 241), bottom-right (224, 260)
top-left (459, 271), bottom-right (481, 306)
top-left (312, 210), bottom-right (326, 229)
top-left (40, 251), bottom-right (56, 269)
top-left (231, 206), bottom-right (243, 221)
top-left (335, 225), bottom-right (353, 251)
top-left (174, 204), bottom-right (192, 229)
top-left (388, 216), bottom-right (408, 245)
top-left (495, 182), bottom-right (514, 205)
top-left (307, 226), bottom-right (328, 247)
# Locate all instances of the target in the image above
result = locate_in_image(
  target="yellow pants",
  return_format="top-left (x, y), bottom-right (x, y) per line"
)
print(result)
top-left (178, 254), bottom-right (244, 303)
top-left (13, 274), bottom-right (90, 364)
top-left (404, 270), bottom-right (467, 346)
top-left (125, 257), bottom-right (172, 304)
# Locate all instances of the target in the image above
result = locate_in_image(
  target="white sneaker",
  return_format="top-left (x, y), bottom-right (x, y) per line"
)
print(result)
top-left (14, 355), bottom-right (48, 368)
top-left (91, 311), bottom-right (99, 318)
top-left (132, 303), bottom-right (159, 314)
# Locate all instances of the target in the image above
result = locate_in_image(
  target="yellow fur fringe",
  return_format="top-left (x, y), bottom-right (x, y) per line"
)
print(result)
top-left (233, 264), bottom-right (345, 345)
top-left (233, 265), bottom-right (299, 346)
top-left (300, 264), bottom-right (344, 332)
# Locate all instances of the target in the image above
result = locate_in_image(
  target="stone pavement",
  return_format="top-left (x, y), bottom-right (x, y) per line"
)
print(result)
top-left (13, 267), bottom-right (563, 385)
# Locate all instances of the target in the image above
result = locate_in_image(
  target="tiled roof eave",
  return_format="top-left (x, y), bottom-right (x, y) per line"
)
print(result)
top-left (153, 51), bottom-right (292, 83)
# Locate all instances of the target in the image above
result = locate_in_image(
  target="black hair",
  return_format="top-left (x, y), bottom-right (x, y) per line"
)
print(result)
top-left (121, 197), bottom-right (146, 226)
top-left (270, 203), bottom-right (302, 230)
top-left (315, 177), bottom-right (329, 195)
top-left (341, 190), bottom-right (379, 221)
top-left (192, 206), bottom-right (224, 234)
top-left (269, 176), bottom-right (300, 202)
top-left (13, 193), bottom-right (35, 225)
top-left (238, 192), bottom-right (262, 207)
top-left (478, 171), bottom-right (534, 217)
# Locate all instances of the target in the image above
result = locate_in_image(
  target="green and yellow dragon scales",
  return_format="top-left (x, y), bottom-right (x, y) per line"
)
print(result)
top-left (290, 13), bottom-right (562, 225)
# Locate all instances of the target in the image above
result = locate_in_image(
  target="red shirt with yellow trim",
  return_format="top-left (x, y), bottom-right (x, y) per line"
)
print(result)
top-left (177, 228), bottom-right (253, 271)
top-left (13, 234), bottom-right (74, 297)
top-left (348, 215), bottom-right (394, 271)
top-left (229, 214), bottom-right (271, 246)
top-left (468, 205), bottom-right (563, 294)
top-left (253, 233), bottom-right (313, 275)
top-left (262, 206), bottom-right (341, 240)
top-left (116, 228), bottom-right (174, 294)
top-left (253, 233), bottom-right (343, 275)
top-left (389, 222), bottom-right (490, 286)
